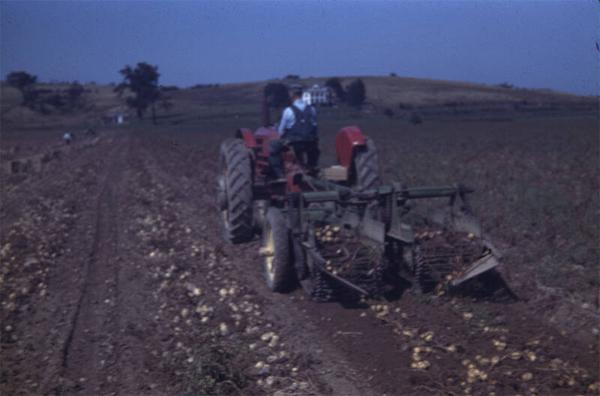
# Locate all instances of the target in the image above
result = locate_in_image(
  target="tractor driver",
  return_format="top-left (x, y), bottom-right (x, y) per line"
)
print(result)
top-left (269, 87), bottom-right (319, 179)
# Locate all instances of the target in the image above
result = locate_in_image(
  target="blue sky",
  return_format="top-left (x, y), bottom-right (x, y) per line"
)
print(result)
top-left (1, 1), bottom-right (597, 95)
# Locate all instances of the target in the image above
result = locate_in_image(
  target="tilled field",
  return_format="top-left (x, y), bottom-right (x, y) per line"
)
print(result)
top-left (1, 125), bottom-right (598, 396)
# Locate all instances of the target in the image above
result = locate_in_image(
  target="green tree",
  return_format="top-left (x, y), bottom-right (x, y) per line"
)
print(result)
top-left (325, 77), bottom-right (345, 102)
top-left (66, 82), bottom-right (85, 108)
top-left (263, 83), bottom-right (290, 108)
top-left (115, 62), bottom-right (162, 123)
top-left (6, 71), bottom-right (37, 105)
top-left (346, 79), bottom-right (366, 107)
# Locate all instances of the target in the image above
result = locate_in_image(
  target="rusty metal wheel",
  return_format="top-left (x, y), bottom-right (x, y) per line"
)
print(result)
top-left (260, 208), bottom-right (294, 292)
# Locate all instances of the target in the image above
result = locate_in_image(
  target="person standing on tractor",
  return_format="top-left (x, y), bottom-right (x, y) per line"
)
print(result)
top-left (269, 87), bottom-right (319, 179)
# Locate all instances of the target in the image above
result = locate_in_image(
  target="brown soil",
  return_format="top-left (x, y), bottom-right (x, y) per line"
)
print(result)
top-left (1, 124), bottom-right (598, 395)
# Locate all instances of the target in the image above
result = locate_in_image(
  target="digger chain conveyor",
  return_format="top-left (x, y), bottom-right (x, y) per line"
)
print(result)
top-left (309, 227), bottom-right (386, 300)
top-left (414, 230), bottom-right (488, 292)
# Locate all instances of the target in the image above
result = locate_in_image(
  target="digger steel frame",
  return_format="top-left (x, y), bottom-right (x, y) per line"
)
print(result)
top-left (275, 178), bottom-right (501, 297)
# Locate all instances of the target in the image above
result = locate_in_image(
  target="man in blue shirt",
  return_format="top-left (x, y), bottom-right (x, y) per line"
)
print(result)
top-left (268, 88), bottom-right (319, 179)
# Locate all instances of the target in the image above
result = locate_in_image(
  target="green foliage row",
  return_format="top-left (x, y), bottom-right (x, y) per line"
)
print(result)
top-left (263, 82), bottom-right (290, 108)
top-left (326, 77), bottom-right (366, 107)
top-left (5, 71), bottom-right (88, 113)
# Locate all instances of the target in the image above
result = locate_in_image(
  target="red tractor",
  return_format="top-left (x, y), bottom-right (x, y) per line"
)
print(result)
top-left (218, 107), bottom-right (501, 300)
top-left (217, 123), bottom-right (379, 243)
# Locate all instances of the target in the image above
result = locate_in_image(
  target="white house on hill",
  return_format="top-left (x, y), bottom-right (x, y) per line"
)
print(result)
top-left (302, 84), bottom-right (332, 106)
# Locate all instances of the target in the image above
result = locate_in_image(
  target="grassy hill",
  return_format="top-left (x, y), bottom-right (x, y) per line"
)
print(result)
top-left (0, 75), bottom-right (596, 132)
top-left (168, 75), bottom-right (596, 117)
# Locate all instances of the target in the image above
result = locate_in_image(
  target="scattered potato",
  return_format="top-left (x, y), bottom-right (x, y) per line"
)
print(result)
top-left (492, 339), bottom-right (507, 351)
top-left (521, 372), bottom-right (533, 381)
top-left (526, 351), bottom-right (537, 362)
top-left (510, 351), bottom-right (522, 360)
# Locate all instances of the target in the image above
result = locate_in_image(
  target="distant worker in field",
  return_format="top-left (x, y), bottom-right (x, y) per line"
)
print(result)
top-left (269, 87), bottom-right (319, 179)
top-left (63, 132), bottom-right (73, 145)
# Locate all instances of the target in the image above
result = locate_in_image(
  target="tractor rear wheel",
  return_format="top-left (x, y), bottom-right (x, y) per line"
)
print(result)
top-left (352, 138), bottom-right (380, 191)
top-left (218, 138), bottom-right (254, 243)
top-left (261, 208), bottom-right (294, 292)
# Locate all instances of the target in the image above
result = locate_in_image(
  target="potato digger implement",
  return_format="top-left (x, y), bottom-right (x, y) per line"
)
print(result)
top-left (217, 122), bottom-right (502, 301)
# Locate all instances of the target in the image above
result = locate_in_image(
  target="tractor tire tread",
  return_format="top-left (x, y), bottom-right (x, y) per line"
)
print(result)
top-left (220, 138), bottom-right (253, 243)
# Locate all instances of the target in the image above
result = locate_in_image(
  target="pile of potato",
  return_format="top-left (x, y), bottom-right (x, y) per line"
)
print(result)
top-left (314, 224), bottom-right (368, 277)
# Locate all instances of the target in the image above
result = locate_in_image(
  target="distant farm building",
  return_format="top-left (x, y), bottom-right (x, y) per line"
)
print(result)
top-left (103, 106), bottom-right (129, 125)
top-left (302, 85), bottom-right (333, 106)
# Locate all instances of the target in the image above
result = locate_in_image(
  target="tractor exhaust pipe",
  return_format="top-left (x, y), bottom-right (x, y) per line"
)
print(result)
top-left (262, 94), bottom-right (271, 127)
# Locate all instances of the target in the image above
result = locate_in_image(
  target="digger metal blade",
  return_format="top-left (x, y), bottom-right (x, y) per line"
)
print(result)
top-left (306, 247), bottom-right (370, 296)
top-left (359, 215), bottom-right (386, 244)
top-left (451, 254), bottom-right (499, 287)
top-left (322, 270), bottom-right (370, 296)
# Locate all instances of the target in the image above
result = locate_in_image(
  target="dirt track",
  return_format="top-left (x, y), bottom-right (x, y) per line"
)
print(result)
top-left (1, 129), bottom-right (598, 395)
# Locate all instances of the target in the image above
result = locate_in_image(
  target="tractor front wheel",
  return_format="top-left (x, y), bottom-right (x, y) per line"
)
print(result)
top-left (261, 208), bottom-right (294, 292)
top-left (218, 138), bottom-right (254, 243)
